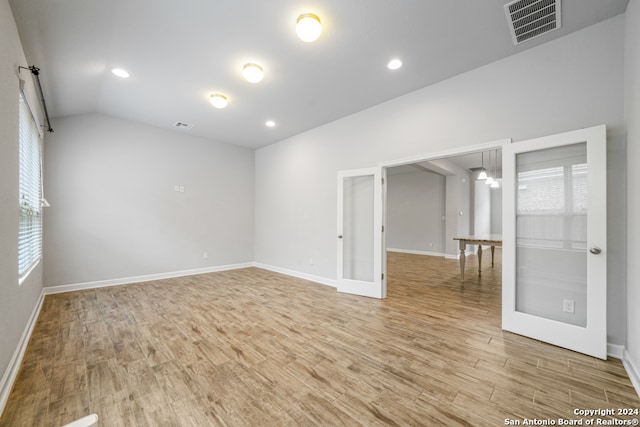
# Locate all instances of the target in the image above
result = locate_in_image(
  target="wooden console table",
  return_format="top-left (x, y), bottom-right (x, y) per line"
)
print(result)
top-left (453, 235), bottom-right (502, 283)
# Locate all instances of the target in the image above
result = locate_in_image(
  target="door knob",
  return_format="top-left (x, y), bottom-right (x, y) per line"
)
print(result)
top-left (589, 247), bottom-right (602, 255)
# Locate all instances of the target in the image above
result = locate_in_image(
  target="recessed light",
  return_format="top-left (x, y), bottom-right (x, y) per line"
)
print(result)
top-left (210, 94), bottom-right (228, 109)
top-left (242, 63), bottom-right (264, 83)
top-left (265, 120), bottom-right (276, 127)
top-left (387, 59), bottom-right (402, 70)
top-left (111, 68), bottom-right (130, 78)
top-left (296, 13), bottom-right (322, 42)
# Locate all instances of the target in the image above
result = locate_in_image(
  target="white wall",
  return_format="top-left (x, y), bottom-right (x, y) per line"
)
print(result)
top-left (625, 0), bottom-right (640, 383)
top-left (490, 187), bottom-right (503, 234)
top-left (443, 167), bottom-right (472, 257)
top-left (0, 0), bottom-right (44, 406)
top-left (255, 16), bottom-right (626, 344)
top-left (474, 175), bottom-right (491, 235)
top-left (43, 113), bottom-right (254, 286)
top-left (386, 168), bottom-right (445, 255)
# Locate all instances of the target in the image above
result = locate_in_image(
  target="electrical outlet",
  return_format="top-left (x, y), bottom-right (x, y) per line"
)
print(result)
top-left (309, 257), bottom-right (313, 265)
top-left (203, 252), bottom-right (208, 259)
top-left (563, 299), bottom-right (575, 314)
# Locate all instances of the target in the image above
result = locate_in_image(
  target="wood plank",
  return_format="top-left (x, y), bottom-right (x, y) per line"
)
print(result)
top-left (1, 251), bottom-right (638, 426)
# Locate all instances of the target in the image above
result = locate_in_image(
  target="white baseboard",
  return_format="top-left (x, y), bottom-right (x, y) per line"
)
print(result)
top-left (386, 248), bottom-right (445, 257)
top-left (444, 251), bottom-right (474, 260)
top-left (607, 343), bottom-right (625, 359)
top-left (44, 262), bottom-right (254, 295)
top-left (0, 289), bottom-right (45, 416)
top-left (253, 262), bottom-right (337, 288)
top-left (605, 345), bottom-right (639, 397)
top-left (386, 248), bottom-right (468, 260)
top-left (623, 349), bottom-right (640, 397)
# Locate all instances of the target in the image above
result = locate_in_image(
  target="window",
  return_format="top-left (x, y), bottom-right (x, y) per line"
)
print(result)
top-left (516, 143), bottom-right (587, 250)
top-left (18, 91), bottom-right (43, 281)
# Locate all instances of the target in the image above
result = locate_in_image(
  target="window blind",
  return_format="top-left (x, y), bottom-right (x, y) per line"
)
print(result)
top-left (516, 143), bottom-right (587, 250)
top-left (18, 91), bottom-right (43, 278)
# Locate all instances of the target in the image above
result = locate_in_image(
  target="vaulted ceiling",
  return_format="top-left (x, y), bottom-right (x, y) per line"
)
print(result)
top-left (10, 0), bottom-right (629, 149)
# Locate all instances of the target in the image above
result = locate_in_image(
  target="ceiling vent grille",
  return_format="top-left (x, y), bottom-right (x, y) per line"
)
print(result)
top-left (173, 121), bottom-right (194, 130)
top-left (504, 0), bottom-right (561, 45)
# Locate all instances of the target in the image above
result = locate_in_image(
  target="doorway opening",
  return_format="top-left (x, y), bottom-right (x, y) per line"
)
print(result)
top-left (383, 147), bottom-right (504, 308)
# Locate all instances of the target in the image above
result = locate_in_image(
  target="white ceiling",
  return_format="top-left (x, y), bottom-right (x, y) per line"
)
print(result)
top-left (10, 0), bottom-right (628, 149)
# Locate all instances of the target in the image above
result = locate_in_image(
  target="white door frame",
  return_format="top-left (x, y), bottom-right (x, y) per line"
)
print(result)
top-left (379, 138), bottom-right (510, 261)
top-left (379, 140), bottom-right (511, 171)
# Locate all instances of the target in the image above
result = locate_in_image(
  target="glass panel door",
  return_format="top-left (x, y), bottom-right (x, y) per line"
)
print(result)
top-left (337, 167), bottom-right (385, 298)
top-left (502, 126), bottom-right (607, 359)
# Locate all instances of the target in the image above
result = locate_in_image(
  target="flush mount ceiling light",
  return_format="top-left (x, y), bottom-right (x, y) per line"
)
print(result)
top-left (296, 13), bottom-right (322, 42)
top-left (210, 94), bottom-right (228, 109)
top-left (265, 120), bottom-right (276, 127)
top-left (242, 63), bottom-right (264, 83)
top-left (111, 68), bottom-right (130, 78)
top-left (387, 59), bottom-right (402, 70)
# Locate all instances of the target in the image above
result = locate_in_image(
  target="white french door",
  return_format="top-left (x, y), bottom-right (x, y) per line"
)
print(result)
top-left (337, 167), bottom-right (386, 298)
top-left (502, 125), bottom-right (607, 359)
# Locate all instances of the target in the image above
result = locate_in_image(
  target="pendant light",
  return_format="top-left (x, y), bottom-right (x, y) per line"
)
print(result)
top-left (491, 149), bottom-right (500, 188)
top-left (485, 150), bottom-right (494, 185)
top-left (477, 152), bottom-right (488, 180)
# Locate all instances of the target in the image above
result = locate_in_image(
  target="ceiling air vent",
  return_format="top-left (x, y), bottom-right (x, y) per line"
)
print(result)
top-left (173, 121), bottom-right (194, 130)
top-left (504, 0), bottom-right (561, 45)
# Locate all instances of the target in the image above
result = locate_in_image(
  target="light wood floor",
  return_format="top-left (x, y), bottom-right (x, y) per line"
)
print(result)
top-left (1, 251), bottom-right (639, 426)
